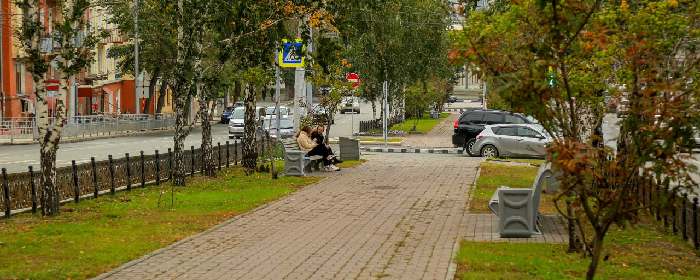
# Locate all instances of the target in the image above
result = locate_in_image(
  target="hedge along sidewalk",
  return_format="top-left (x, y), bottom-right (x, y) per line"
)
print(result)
top-left (455, 160), bottom-right (700, 279)
top-left (0, 166), bottom-right (322, 280)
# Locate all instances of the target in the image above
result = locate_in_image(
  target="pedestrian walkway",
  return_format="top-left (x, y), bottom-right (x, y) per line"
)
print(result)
top-left (399, 112), bottom-right (459, 149)
top-left (96, 153), bottom-right (568, 280)
top-left (97, 153), bottom-right (480, 280)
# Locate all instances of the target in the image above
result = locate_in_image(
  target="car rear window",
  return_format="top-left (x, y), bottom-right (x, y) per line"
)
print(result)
top-left (517, 127), bottom-right (540, 138)
top-left (495, 126), bottom-right (516, 136)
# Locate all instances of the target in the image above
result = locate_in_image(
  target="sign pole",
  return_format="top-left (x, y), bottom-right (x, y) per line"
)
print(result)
top-left (483, 82), bottom-right (487, 109)
top-left (351, 89), bottom-right (354, 137)
top-left (134, 0), bottom-right (140, 115)
top-left (383, 81), bottom-right (388, 148)
top-left (275, 46), bottom-right (281, 134)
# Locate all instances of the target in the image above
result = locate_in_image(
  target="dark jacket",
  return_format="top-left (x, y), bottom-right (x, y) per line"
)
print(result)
top-left (311, 131), bottom-right (324, 145)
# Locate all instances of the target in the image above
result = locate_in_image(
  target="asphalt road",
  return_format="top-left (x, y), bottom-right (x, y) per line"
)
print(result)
top-left (0, 100), bottom-right (376, 174)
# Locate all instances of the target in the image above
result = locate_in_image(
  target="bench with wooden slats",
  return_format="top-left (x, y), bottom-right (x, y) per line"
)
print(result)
top-left (279, 138), bottom-right (323, 176)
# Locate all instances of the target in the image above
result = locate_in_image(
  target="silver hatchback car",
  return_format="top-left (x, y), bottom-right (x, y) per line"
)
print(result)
top-left (472, 124), bottom-right (551, 158)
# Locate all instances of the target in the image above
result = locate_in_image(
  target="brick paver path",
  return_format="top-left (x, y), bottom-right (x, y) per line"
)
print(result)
top-left (99, 153), bottom-right (482, 280)
top-left (400, 113), bottom-right (459, 148)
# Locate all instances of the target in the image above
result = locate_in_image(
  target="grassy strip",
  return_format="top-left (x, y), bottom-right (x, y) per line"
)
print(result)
top-left (471, 162), bottom-right (559, 214)
top-left (487, 158), bottom-right (545, 165)
top-left (0, 167), bottom-right (322, 279)
top-left (356, 137), bottom-right (402, 142)
top-left (460, 161), bottom-right (700, 279)
top-left (389, 112), bottom-right (450, 133)
top-left (456, 222), bottom-right (700, 279)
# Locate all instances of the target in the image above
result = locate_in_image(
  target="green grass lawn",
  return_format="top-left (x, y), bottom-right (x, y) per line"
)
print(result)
top-left (459, 161), bottom-right (700, 279)
top-left (456, 222), bottom-right (700, 279)
top-left (389, 112), bottom-right (450, 133)
top-left (0, 167), bottom-right (322, 279)
top-left (471, 162), bottom-right (558, 214)
top-left (356, 137), bottom-right (402, 142)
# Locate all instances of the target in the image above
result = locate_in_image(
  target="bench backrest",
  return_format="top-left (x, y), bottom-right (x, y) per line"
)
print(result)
top-left (531, 162), bottom-right (553, 219)
top-left (280, 138), bottom-right (300, 152)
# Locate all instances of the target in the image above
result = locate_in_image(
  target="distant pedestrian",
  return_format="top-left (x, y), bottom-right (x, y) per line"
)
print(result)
top-left (262, 88), bottom-right (267, 101)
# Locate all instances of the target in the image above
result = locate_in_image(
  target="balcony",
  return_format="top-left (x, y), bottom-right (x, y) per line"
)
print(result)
top-left (98, 29), bottom-right (126, 45)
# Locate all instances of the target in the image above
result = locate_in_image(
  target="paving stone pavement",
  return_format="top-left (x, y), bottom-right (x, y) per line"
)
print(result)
top-left (399, 113), bottom-right (459, 149)
top-left (96, 153), bottom-right (568, 280)
top-left (97, 153), bottom-right (482, 280)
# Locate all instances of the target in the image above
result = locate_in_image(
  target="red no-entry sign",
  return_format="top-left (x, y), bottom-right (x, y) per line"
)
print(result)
top-left (346, 73), bottom-right (360, 88)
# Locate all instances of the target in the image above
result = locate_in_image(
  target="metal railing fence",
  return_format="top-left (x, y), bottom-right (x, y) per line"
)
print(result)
top-left (0, 113), bottom-right (176, 142)
top-left (0, 139), bottom-right (274, 217)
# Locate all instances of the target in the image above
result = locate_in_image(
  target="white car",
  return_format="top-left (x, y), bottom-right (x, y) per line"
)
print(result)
top-left (228, 106), bottom-right (261, 139)
top-left (340, 97), bottom-right (360, 114)
top-left (264, 106), bottom-right (291, 118)
top-left (261, 116), bottom-right (295, 139)
top-left (473, 124), bottom-right (551, 158)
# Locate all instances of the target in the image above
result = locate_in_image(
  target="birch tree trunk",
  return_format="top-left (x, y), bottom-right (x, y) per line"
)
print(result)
top-left (242, 82), bottom-right (258, 169)
top-left (171, 0), bottom-right (188, 186)
top-left (155, 79), bottom-right (168, 114)
top-left (172, 90), bottom-right (188, 186)
top-left (198, 83), bottom-right (216, 177)
top-left (142, 68), bottom-right (160, 114)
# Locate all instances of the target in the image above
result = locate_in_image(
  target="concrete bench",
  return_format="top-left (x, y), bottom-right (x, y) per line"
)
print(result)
top-left (279, 138), bottom-right (323, 176)
top-left (488, 162), bottom-right (557, 237)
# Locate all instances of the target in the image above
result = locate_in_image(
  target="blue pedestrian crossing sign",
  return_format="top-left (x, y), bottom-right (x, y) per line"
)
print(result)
top-left (279, 39), bottom-right (305, 67)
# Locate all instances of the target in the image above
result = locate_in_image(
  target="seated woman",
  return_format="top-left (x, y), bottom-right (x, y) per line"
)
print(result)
top-left (295, 125), bottom-right (339, 172)
top-left (310, 125), bottom-right (343, 164)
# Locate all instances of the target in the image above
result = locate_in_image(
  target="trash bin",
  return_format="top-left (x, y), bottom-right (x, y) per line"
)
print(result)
top-left (339, 137), bottom-right (361, 161)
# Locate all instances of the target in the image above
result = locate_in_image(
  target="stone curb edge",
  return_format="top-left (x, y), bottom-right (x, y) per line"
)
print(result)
top-left (361, 147), bottom-right (465, 154)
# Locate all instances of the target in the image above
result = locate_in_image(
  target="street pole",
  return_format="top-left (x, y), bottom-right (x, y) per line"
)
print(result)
top-left (134, 0), bottom-right (140, 115)
top-left (351, 90), bottom-right (354, 137)
top-left (482, 81), bottom-right (487, 109)
top-left (69, 75), bottom-right (75, 122)
top-left (383, 81), bottom-right (388, 148)
top-left (306, 25), bottom-right (313, 107)
top-left (275, 48), bottom-right (281, 134)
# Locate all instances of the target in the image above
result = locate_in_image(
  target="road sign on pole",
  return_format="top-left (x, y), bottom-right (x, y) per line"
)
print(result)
top-left (279, 39), bottom-right (305, 68)
top-left (136, 70), bottom-right (150, 98)
top-left (346, 73), bottom-right (360, 88)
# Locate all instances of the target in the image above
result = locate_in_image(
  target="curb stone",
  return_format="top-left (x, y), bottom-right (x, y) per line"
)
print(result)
top-left (361, 146), bottom-right (465, 154)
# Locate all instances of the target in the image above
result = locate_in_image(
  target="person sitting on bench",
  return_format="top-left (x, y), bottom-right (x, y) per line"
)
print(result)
top-left (295, 125), bottom-right (339, 172)
top-left (311, 125), bottom-right (343, 164)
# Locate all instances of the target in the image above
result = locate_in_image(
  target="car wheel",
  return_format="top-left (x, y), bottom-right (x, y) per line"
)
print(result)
top-left (465, 138), bottom-right (477, 157)
top-left (481, 145), bottom-right (499, 158)
top-left (357, 110), bottom-right (360, 114)
top-left (617, 113), bottom-right (621, 118)
top-left (228, 136), bottom-right (233, 139)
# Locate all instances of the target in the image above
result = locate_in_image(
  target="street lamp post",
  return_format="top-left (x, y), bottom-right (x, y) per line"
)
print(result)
top-left (134, 0), bottom-right (140, 115)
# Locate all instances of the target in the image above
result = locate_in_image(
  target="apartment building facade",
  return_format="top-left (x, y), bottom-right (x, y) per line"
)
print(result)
top-left (0, 0), bottom-right (172, 120)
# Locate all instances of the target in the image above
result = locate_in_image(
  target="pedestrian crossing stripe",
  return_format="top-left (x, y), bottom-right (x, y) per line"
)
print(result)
top-left (279, 39), bottom-right (305, 67)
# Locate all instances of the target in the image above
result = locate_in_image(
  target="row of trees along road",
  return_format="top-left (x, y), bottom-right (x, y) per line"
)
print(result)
top-left (17, 0), bottom-right (459, 216)
top-left (451, 0), bottom-right (700, 279)
top-left (16, 0), bottom-right (327, 216)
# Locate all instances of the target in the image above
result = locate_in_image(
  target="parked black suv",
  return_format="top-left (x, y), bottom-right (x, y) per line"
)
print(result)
top-left (452, 109), bottom-right (534, 156)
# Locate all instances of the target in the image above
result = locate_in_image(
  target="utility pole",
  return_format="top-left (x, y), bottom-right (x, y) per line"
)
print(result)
top-left (306, 25), bottom-right (313, 106)
top-left (383, 81), bottom-right (388, 148)
top-left (134, 0), bottom-right (140, 115)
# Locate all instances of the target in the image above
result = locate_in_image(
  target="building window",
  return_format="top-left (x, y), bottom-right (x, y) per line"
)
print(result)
top-left (15, 62), bottom-right (23, 95)
top-left (21, 99), bottom-right (34, 114)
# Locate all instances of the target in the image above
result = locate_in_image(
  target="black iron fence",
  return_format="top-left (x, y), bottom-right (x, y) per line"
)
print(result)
top-left (358, 116), bottom-right (403, 133)
top-left (636, 176), bottom-right (700, 250)
top-left (0, 140), bottom-right (271, 217)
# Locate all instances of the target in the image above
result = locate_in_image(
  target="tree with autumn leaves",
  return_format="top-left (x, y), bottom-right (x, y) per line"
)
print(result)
top-left (451, 0), bottom-right (700, 278)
